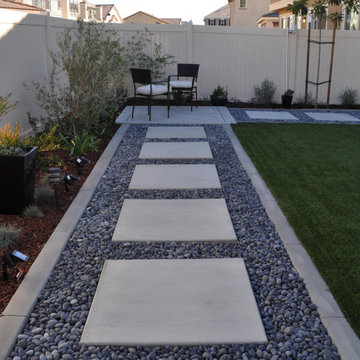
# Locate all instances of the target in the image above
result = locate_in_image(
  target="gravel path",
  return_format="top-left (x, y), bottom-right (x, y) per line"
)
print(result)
top-left (229, 108), bottom-right (360, 124)
top-left (9, 124), bottom-right (340, 360)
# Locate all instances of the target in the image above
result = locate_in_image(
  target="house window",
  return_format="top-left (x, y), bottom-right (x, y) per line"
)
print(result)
top-left (344, 8), bottom-right (359, 30)
top-left (239, 0), bottom-right (246, 8)
top-left (208, 19), bottom-right (216, 25)
top-left (45, 0), bottom-right (50, 10)
top-left (219, 19), bottom-right (227, 26)
top-left (58, 0), bottom-right (61, 9)
top-left (309, 7), bottom-right (327, 29)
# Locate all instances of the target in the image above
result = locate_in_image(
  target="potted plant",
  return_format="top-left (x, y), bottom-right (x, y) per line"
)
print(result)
top-left (0, 95), bottom-right (38, 215)
top-left (210, 85), bottom-right (228, 106)
top-left (281, 89), bottom-right (294, 108)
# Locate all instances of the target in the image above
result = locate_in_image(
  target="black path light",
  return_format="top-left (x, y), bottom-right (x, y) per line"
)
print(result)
top-left (47, 167), bottom-right (62, 210)
top-left (74, 156), bottom-right (90, 175)
top-left (64, 174), bottom-right (80, 192)
top-left (2, 249), bottom-right (28, 281)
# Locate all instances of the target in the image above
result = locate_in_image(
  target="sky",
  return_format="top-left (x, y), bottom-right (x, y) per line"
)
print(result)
top-left (93, 0), bottom-right (227, 25)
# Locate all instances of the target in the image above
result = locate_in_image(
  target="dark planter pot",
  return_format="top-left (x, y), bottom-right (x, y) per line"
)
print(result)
top-left (281, 95), bottom-right (293, 108)
top-left (0, 146), bottom-right (38, 215)
top-left (211, 97), bottom-right (228, 106)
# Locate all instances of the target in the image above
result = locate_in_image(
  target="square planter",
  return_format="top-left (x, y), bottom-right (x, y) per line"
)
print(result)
top-left (0, 146), bottom-right (38, 215)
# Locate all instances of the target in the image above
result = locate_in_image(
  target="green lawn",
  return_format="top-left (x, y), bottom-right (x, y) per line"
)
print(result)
top-left (232, 123), bottom-right (360, 336)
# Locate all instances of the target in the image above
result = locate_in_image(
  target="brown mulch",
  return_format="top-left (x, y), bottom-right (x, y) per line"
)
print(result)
top-left (0, 123), bottom-right (119, 314)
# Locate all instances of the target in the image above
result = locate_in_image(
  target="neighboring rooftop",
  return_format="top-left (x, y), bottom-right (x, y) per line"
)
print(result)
top-left (0, 0), bottom-right (45, 13)
top-left (204, 4), bottom-right (230, 20)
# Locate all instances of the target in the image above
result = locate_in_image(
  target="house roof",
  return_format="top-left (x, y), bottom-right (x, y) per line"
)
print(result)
top-left (123, 11), bottom-right (170, 24)
top-left (0, 0), bottom-right (45, 12)
top-left (96, 3), bottom-right (123, 22)
top-left (260, 11), bottom-right (279, 18)
top-left (204, 4), bottom-right (230, 20)
top-left (161, 18), bottom-right (182, 25)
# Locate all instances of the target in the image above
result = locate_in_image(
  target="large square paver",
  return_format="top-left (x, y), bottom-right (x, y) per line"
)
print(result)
top-left (112, 199), bottom-right (237, 242)
top-left (80, 258), bottom-right (267, 345)
top-left (139, 142), bottom-right (213, 159)
top-left (129, 164), bottom-right (221, 189)
top-left (305, 112), bottom-right (359, 122)
top-left (146, 126), bottom-right (206, 139)
top-left (245, 111), bottom-right (298, 120)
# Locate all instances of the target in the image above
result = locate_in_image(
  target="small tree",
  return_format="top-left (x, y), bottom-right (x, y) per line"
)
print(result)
top-left (289, 0), bottom-right (360, 107)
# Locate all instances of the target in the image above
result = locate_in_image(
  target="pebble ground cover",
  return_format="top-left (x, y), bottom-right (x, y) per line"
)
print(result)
top-left (9, 125), bottom-right (340, 360)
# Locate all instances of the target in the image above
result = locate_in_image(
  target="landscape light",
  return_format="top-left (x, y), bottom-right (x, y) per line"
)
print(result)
top-left (74, 156), bottom-right (90, 175)
top-left (2, 249), bottom-right (28, 281)
top-left (64, 174), bottom-right (80, 192)
top-left (47, 167), bottom-right (62, 210)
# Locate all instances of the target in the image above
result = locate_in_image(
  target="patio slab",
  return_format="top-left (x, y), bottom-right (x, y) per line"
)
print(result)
top-left (305, 112), bottom-right (359, 122)
top-left (112, 199), bottom-right (237, 242)
top-left (139, 142), bottom-right (213, 159)
top-left (80, 258), bottom-right (267, 345)
top-left (129, 164), bottom-right (221, 189)
top-left (116, 106), bottom-right (236, 124)
top-left (245, 111), bottom-right (298, 120)
top-left (145, 126), bottom-right (206, 139)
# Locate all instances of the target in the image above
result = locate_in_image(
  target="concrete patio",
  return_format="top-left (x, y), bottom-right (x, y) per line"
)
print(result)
top-left (1, 106), bottom-right (359, 360)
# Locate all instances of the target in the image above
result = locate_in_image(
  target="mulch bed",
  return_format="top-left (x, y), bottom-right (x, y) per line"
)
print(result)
top-left (0, 123), bottom-right (119, 314)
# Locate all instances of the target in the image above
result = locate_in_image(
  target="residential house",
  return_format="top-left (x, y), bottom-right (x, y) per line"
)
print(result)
top-left (204, 4), bottom-right (230, 26)
top-left (228, 0), bottom-right (271, 27)
top-left (269, 0), bottom-right (360, 30)
top-left (123, 11), bottom-right (182, 25)
top-left (256, 11), bottom-right (279, 28)
top-left (21, 0), bottom-right (105, 21)
top-left (0, 0), bottom-right (46, 14)
top-left (96, 4), bottom-right (122, 23)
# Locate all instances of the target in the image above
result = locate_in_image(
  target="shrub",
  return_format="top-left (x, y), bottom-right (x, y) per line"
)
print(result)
top-left (27, 123), bottom-right (62, 151)
top-left (35, 185), bottom-right (53, 201)
top-left (254, 78), bottom-right (277, 105)
top-left (210, 85), bottom-right (228, 101)
top-left (23, 205), bottom-right (44, 218)
top-left (338, 88), bottom-right (358, 108)
top-left (0, 120), bottom-right (29, 155)
top-left (125, 29), bottom-right (175, 80)
top-left (61, 130), bottom-right (101, 157)
top-left (294, 91), bottom-right (315, 108)
top-left (0, 93), bottom-right (18, 120)
top-left (0, 224), bottom-right (20, 250)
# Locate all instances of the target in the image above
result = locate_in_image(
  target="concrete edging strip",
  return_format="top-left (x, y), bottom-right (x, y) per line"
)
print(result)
top-left (223, 124), bottom-right (360, 360)
top-left (0, 124), bottom-right (130, 360)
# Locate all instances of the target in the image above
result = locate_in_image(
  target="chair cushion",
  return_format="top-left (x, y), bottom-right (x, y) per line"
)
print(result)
top-left (170, 80), bottom-right (196, 89)
top-left (136, 85), bottom-right (168, 96)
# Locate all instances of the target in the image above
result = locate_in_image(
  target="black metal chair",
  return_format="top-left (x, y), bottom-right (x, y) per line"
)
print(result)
top-left (130, 68), bottom-right (170, 121)
top-left (169, 64), bottom-right (200, 111)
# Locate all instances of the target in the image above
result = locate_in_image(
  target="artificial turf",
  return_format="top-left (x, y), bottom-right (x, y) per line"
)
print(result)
top-left (232, 122), bottom-right (360, 336)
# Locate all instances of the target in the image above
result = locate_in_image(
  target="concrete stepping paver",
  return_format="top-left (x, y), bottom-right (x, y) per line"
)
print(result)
top-left (145, 126), bottom-right (206, 139)
top-left (139, 141), bottom-right (213, 159)
top-left (112, 199), bottom-right (237, 242)
top-left (245, 110), bottom-right (298, 120)
top-left (305, 112), bottom-right (359, 122)
top-left (129, 164), bottom-right (221, 189)
top-left (80, 258), bottom-right (267, 346)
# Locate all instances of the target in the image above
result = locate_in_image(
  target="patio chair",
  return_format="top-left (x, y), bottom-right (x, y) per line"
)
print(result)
top-left (169, 63), bottom-right (200, 111)
top-left (130, 68), bottom-right (170, 121)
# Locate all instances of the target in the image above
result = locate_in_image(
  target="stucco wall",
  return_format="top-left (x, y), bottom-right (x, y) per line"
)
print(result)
top-left (230, 0), bottom-right (271, 27)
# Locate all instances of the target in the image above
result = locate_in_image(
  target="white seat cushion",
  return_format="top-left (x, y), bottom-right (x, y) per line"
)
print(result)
top-left (170, 80), bottom-right (196, 89)
top-left (136, 85), bottom-right (168, 96)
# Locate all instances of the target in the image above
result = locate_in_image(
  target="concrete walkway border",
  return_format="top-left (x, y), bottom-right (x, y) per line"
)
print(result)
top-left (224, 124), bottom-right (360, 360)
top-left (0, 124), bottom-right (130, 360)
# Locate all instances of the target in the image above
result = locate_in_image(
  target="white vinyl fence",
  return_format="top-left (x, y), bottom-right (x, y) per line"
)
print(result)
top-left (1, 9), bottom-right (360, 131)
